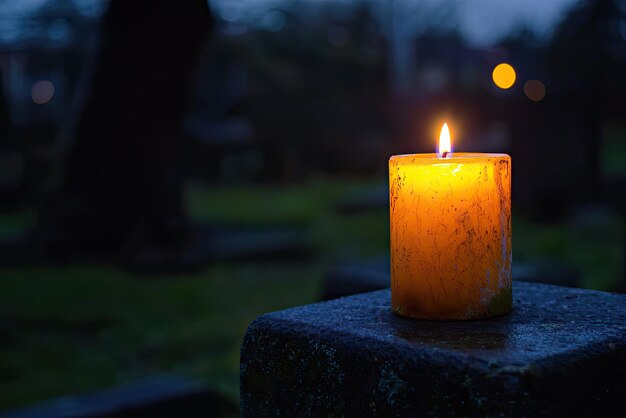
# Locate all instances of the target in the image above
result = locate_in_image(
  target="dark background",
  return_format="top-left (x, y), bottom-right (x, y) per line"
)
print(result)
top-left (0, 0), bottom-right (625, 414)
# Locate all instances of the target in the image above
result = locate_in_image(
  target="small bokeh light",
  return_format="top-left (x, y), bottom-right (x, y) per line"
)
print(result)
top-left (523, 79), bottom-right (546, 102)
top-left (492, 63), bottom-right (516, 89)
top-left (31, 80), bottom-right (55, 104)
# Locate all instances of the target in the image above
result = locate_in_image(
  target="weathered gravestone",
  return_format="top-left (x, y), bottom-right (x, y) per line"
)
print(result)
top-left (241, 282), bottom-right (626, 417)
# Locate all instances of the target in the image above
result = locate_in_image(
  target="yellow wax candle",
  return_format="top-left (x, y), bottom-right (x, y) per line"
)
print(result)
top-left (389, 124), bottom-right (512, 320)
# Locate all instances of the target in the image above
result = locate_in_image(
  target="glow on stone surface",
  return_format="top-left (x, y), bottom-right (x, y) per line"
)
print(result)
top-left (389, 124), bottom-right (512, 320)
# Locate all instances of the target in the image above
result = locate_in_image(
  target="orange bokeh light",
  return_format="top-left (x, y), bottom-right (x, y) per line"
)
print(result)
top-left (492, 63), bottom-right (516, 89)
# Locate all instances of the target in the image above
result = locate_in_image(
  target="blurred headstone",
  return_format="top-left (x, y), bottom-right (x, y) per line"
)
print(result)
top-left (2, 375), bottom-right (235, 418)
top-left (123, 224), bottom-right (313, 275)
top-left (334, 186), bottom-right (388, 215)
top-left (322, 255), bottom-right (389, 300)
top-left (184, 117), bottom-right (256, 182)
top-left (512, 260), bottom-right (579, 288)
top-left (322, 256), bottom-right (581, 300)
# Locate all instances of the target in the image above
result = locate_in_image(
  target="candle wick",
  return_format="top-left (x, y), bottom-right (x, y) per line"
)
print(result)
top-left (441, 151), bottom-right (449, 158)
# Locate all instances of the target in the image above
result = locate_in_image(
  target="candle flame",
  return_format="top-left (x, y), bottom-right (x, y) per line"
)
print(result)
top-left (438, 122), bottom-right (452, 158)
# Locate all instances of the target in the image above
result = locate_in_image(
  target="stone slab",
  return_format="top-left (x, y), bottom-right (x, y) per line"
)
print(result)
top-left (2, 375), bottom-right (234, 418)
top-left (241, 282), bottom-right (626, 417)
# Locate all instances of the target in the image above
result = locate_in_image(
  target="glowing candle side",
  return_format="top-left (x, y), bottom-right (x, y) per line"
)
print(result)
top-left (389, 153), bottom-right (512, 320)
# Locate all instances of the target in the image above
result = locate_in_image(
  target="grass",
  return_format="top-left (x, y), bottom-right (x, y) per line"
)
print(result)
top-left (0, 177), bottom-right (622, 412)
top-left (0, 210), bottom-right (35, 237)
top-left (513, 207), bottom-right (624, 290)
top-left (0, 178), bottom-right (386, 412)
top-left (601, 122), bottom-right (626, 178)
top-left (0, 263), bottom-right (321, 409)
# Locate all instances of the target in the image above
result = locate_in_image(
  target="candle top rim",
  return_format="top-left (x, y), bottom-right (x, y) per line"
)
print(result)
top-left (389, 152), bottom-right (510, 163)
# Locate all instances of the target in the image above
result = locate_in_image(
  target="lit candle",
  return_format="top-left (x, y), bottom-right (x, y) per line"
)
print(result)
top-left (389, 123), bottom-right (512, 320)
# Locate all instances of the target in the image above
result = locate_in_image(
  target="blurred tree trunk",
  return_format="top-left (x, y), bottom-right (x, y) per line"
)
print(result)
top-left (39, 0), bottom-right (213, 255)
